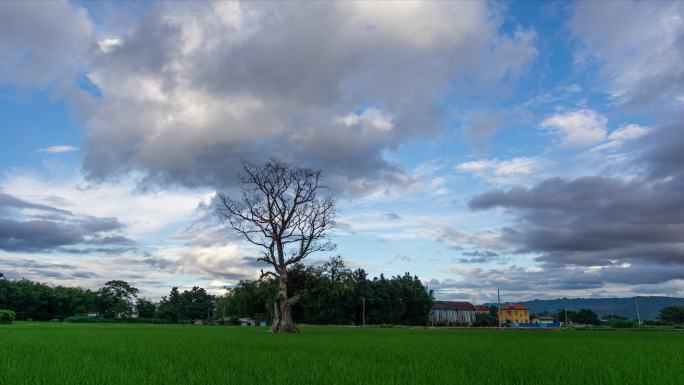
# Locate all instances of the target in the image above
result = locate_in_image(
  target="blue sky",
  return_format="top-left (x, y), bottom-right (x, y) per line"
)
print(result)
top-left (1, 1), bottom-right (683, 302)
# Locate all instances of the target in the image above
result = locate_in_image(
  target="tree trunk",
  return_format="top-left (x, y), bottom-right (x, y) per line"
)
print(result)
top-left (270, 273), bottom-right (299, 333)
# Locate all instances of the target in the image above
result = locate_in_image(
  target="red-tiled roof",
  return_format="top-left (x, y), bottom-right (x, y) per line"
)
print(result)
top-left (474, 305), bottom-right (489, 312)
top-left (432, 301), bottom-right (475, 311)
top-left (501, 303), bottom-right (528, 310)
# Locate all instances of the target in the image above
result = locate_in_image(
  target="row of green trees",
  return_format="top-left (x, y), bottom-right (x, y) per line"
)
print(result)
top-left (0, 279), bottom-right (140, 321)
top-left (3, 261), bottom-right (682, 326)
top-left (215, 256), bottom-right (433, 325)
top-left (0, 256), bottom-right (432, 325)
top-left (0, 277), bottom-right (215, 322)
top-left (547, 307), bottom-right (684, 326)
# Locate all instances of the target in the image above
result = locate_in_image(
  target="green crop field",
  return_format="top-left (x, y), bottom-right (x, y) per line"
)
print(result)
top-left (0, 323), bottom-right (682, 385)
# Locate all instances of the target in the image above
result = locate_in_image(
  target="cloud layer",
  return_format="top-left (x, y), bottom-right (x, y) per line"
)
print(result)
top-left (0, 191), bottom-right (130, 253)
top-left (62, 2), bottom-right (536, 192)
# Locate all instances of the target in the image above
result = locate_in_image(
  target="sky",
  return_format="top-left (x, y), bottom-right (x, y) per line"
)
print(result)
top-left (1, 1), bottom-right (683, 303)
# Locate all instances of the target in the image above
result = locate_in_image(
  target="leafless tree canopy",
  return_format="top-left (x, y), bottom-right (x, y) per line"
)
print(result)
top-left (217, 158), bottom-right (336, 332)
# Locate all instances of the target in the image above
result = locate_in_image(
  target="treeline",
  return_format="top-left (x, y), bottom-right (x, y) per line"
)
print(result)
top-left (532, 307), bottom-right (684, 326)
top-left (0, 279), bottom-right (147, 321)
top-left (0, 256), bottom-right (433, 325)
top-left (216, 256), bottom-right (433, 325)
top-left (0, 279), bottom-right (98, 321)
top-left (0, 277), bottom-right (214, 322)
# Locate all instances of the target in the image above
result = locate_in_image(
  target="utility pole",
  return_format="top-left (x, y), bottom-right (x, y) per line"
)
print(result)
top-left (635, 297), bottom-right (641, 326)
top-left (362, 297), bottom-right (366, 327)
top-left (497, 289), bottom-right (501, 328)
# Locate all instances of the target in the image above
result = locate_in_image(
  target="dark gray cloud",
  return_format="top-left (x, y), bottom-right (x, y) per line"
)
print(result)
top-left (58, 246), bottom-right (136, 255)
top-left (641, 120), bottom-right (684, 180)
top-left (1, 259), bottom-right (76, 270)
top-left (468, 121), bottom-right (684, 287)
top-left (0, 191), bottom-right (130, 253)
top-left (0, 1), bottom-right (92, 87)
top-left (470, 175), bottom-right (684, 266)
top-left (72, 271), bottom-right (99, 279)
top-left (0, 192), bottom-right (70, 214)
top-left (459, 250), bottom-right (500, 264)
top-left (383, 213), bottom-right (402, 221)
top-left (0, 258), bottom-right (99, 281)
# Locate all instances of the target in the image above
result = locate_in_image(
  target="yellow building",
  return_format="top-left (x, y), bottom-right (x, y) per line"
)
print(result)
top-left (499, 304), bottom-right (530, 323)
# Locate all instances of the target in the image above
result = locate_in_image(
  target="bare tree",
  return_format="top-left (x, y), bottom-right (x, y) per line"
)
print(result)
top-left (217, 158), bottom-right (336, 333)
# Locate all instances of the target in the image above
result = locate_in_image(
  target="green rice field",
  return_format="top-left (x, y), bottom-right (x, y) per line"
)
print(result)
top-left (1, 323), bottom-right (682, 385)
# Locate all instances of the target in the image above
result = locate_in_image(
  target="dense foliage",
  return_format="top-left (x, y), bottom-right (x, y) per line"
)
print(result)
top-left (0, 279), bottom-right (97, 321)
top-left (473, 306), bottom-right (499, 326)
top-left (608, 319), bottom-right (638, 328)
top-left (657, 305), bottom-right (684, 325)
top-left (135, 298), bottom-right (157, 318)
top-left (552, 308), bottom-right (602, 325)
top-left (217, 256), bottom-right (433, 325)
top-left (96, 280), bottom-right (140, 318)
top-left (0, 309), bottom-right (15, 323)
top-left (157, 286), bottom-right (215, 321)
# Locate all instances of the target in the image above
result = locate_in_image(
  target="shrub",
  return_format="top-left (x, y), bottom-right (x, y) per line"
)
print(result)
top-left (0, 309), bottom-right (16, 324)
top-left (125, 318), bottom-right (171, 324)
top-left (64, 316), bottom-right (106, 323)
top-left (64, 316), bottom-right (171, 324)
top-left (609, 319), bottom-right (638, 328)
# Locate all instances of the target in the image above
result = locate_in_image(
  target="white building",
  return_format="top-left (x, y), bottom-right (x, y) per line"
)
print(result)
top-left (431, 301), bottom-right (476, 326)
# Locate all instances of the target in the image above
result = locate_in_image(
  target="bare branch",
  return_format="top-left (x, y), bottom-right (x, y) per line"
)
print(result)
top-left (259, 270), bottom-right (278, 280)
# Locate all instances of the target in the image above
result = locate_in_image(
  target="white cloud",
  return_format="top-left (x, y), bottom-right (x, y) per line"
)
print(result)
top-left (163, 243), bottom-right (260, 282)
top-left (456, 157), bottom-right (546, 185)
top-left (97, 38), bottom-right (122, 53)
top-left (1, 172), bottom-right (212, 237)
top-left (36, 145), bottom-right (79, 154)
top-left (541, 109), bottom-right (607, 147)
top-left (608, 124), bottom-right (649, 141)
top-left (337, 108), bottom-right (394, 132)
top-left (592, 124), bottom-right (649, 152)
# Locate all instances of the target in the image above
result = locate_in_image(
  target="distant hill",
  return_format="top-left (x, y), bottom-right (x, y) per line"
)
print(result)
top-left (487, 297), bottom-right (684, 320)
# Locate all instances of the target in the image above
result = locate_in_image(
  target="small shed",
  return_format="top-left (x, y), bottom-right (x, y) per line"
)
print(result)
top-left (532, 316), bottom-right (556, 324)
top-left (431, 301), bottom-right (476, 326)
top-left (238, 318), bottom-right (256, 326)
